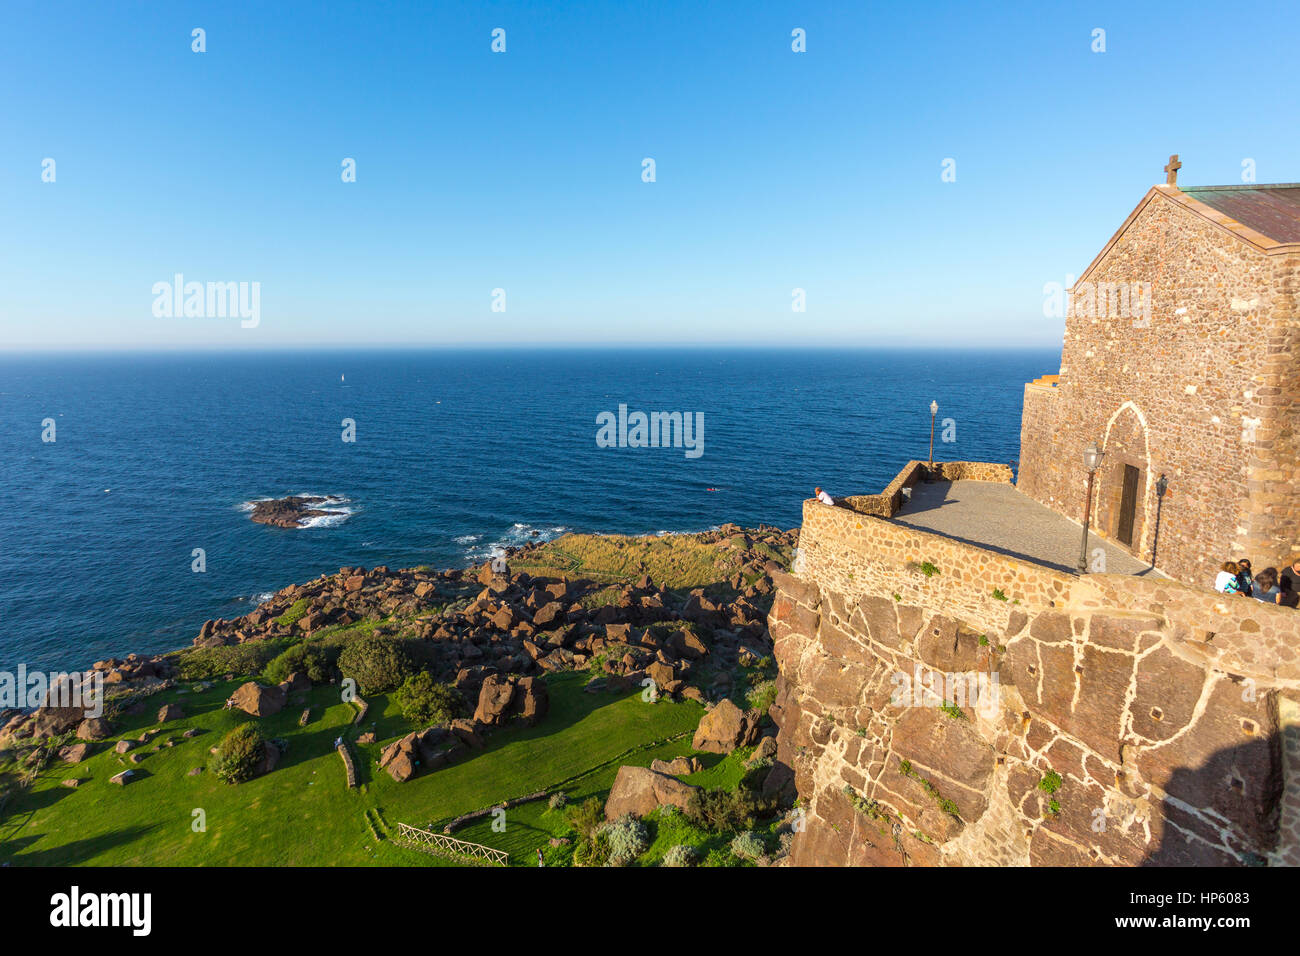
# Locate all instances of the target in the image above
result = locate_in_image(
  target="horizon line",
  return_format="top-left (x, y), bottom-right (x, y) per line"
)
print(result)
top-left (0, 341), bottom-right (1064, 355)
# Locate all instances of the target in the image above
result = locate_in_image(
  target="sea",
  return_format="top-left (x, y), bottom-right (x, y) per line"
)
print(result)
top-left (0, 347), bottom-right (1058, 673)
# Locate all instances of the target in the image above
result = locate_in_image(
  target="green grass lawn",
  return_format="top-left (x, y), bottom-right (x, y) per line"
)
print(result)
top-left (511, 532), bottom-right (788, 594)
top-left (0, 671), bottom-right (704, 867)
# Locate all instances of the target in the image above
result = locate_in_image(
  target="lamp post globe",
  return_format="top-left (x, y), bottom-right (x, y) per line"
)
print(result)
top-left (928, 401), bottom-right (938, 468)
top-left (1083, 442), bottom-right (1103, 473)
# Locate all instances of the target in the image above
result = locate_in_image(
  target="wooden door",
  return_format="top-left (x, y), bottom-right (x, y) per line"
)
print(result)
top-left (1117, 464), bottom-right (1140, 546)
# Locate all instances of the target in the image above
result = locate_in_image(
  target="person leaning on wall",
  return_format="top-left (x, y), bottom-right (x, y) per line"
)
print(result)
top-left (1278, 553), bottom-right (1300, 609)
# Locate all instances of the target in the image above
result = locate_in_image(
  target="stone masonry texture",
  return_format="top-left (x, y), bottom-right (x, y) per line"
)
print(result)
top-left (1016, 189), bottom-right (1300, 587)
top-left (771, 497), bottom-right (1300, 866)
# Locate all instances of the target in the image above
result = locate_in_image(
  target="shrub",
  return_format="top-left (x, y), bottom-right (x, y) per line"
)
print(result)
top-left (175, 641), bottom-right (284, 681)
top-left (276, 598), bottom-right (311, 628)
top-left (662, 844), bottom-right (699, 867)
top-left (337, 635), bottom-right (412, 695)
top-left (211, 722), bottom-right (266, 784)
top-left (747, 680), bottom-right (777, 714)
top-left (548, 791), bottom-right (569, 811)
top-left (573, 828), bottom-right (611, 868)
top-left (939, 701), bottom-right (967, 721)
top-left (541, 839), bottom-right (576, 868)
top-left (393, 673), bottom-right (463, 726)
top-left (730, 830), bottom-right (767, 861)
top-left (263, 641), bottom-right (338, 685)
top-left (740, 758), bottom-right (772, 791)
top-left (565, 797), bottom-right (605, 843)
top-left (603, 815), bottom-right (650, 866)
top-left (702, 847), bottom-right (740, 867)
top-left (686, 787), bottom-right (762, 832)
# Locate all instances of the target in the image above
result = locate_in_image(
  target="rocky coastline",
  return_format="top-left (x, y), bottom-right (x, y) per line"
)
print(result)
top-left (0, 525), bottom-right (797, 784)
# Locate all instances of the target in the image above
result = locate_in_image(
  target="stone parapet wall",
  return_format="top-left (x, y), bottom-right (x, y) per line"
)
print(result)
top-left (772, 502), bottom-right (1300, 866)
top-left (798, 497), bottom-right (1071, 635)
top-left (838, 460), bottom-right (1013, 519)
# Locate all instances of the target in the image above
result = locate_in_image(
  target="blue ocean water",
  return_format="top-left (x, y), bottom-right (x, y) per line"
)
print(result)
top-left (0, 348), bottom-right (1057, 672)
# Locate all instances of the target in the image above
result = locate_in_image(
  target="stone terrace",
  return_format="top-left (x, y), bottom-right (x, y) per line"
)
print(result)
top-left (890, 479), bottom-right (1154, 577)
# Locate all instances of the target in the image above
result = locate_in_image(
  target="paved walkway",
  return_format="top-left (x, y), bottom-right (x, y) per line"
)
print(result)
top-left (890, 480), bottom-right (1158, 577)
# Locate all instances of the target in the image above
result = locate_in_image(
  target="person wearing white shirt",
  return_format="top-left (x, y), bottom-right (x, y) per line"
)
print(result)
top-left (814, 487), bottom-right (836, 507)
top-left (1213, 561), bottom-right (1242, 594)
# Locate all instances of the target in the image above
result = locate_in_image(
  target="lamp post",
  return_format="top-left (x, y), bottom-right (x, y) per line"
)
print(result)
top-left (1151, 473), bottom-right (1169, 568)
top-left (1076, 442), bottom-right (1104, 574)
top-left (928, 401), bottom-right (938, 469)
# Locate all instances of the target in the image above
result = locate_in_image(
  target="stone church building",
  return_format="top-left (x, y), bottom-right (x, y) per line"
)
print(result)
top-left (1017, 158), bottom-right (1300, 586)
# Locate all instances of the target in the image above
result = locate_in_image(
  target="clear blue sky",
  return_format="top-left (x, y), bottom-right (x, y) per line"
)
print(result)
top-left (1, 0), bottom-right (1295, 350)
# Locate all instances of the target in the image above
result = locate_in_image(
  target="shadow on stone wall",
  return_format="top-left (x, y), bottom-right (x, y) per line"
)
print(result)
top-left (1139, 733), bottom-right (1283, 867)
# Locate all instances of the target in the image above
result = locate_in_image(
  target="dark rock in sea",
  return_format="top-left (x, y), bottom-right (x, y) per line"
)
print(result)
top-left (248, 496), bottom-right (339, 529)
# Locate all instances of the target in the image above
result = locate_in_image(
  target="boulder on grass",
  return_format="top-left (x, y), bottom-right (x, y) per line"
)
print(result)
top-left (157, 703), bottom-right (184, 723)
top-left (691, 698), bottom-right (761, 754)
top-left (448, 718), bottom-right (485, 750)
top-left (76, 717), bottom-right (113, 741)
top-left (59, 743), bottom-right (91, 764)
top-left (378, 732), bottom-right (419, 782)
top-left (474, 674), bottom-right (517, 726)
top-left (650, 756), bottom-right (702, 777)
top-left (230, 681), bottom-right (286, 717)
top-left (604, 765), bottom-right (701, 821)
top-left (513, 677), bottom-right (549, 725)
top-left (387, 750), bottom-right (416, 782)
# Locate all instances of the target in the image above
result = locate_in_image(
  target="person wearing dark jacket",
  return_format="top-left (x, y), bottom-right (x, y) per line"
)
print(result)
top-left (1235, 559), bottom-right (1254, 597)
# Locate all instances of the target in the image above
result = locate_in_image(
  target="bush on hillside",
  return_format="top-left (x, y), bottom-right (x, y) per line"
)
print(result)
top-left (662, 844), bottom-right (699, 867)
top-left (548, 791), bottom-right (568, 811)
top-left (393, 673), bottom-right (463, 726)
top-left (275, 598), bottom-right (311, 628)
top-left (603, 815), bottom-right (650, 866)
top-left (564, 797), bottom-right (605, 843)
top-left (702, 847), bottom-right (742, 867)
top-left (263, 641), bottom-right (338, 685)
top-left (686, 787), bottom-right (763, 832)
top-left (572, 828), bottom-right (612, 868)
top-left (337, 635), bottom-right (412, 695)
top-left (176, 641), bottom-right (284, 681)
top-left (730, 830), bottom-right (767, 861)
top-left (740, 758), bottom-right (772, 791)
top-left (746, 679), bottom-right (777, 715)
top-left (211, 722), bottom-right (266, 784)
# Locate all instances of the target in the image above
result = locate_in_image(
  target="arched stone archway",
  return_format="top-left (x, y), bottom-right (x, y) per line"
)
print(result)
top-left (1095, 402), bottom-right (1155, 561)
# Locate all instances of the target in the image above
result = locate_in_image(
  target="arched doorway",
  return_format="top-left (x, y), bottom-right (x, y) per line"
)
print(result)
top-left (1097, 402), bottom-right (1154, 560)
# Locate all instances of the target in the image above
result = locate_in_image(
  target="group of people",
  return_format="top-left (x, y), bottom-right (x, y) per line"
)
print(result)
top-left (1214, 556), bottom-right (1300, 608)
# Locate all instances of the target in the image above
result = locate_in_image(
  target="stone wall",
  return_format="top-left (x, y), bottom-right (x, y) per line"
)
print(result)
top-left (771, 499), bottom-right (1300, 866)
top-left (839, 460), bottom-right (1014, 518)
top-left (1016, 190), bottom-right (1300, 587)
